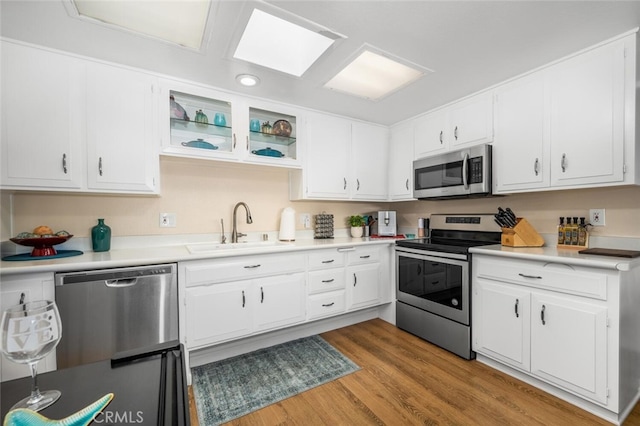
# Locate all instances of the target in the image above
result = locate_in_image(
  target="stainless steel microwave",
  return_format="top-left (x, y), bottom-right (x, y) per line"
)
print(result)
top-left (413, 144), bottom-right (492, 199)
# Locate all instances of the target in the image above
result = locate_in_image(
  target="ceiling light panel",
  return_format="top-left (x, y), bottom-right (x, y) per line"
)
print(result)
top-left (325, 50), bottom-right (429, 101)
top-left (233, 9), bottom-right (335, 77)
top-left (73, 0), bottom-right (210, 49)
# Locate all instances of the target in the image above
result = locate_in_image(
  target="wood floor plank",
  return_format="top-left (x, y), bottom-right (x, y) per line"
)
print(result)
top-left (188, 319), bottom-right (640, 425)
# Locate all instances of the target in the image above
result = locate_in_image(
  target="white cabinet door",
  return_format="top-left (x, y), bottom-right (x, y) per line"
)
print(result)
top-left (1, 273), bottom-right (56, 382)
top-left (1, 41), bottom-right (84, 190)
top-left (254, 273), bottom-right (306, 332)
top-left (351, 122), bottom-right (388, 200)
top-left (185, 281), bottom-right (252, 348)
top-left (347, 263), bottom-right (381, 310)
top-left (448, 92), bottom-right (494, 148)
top-left (303, 113), bottom-right (351, 198)
top-left (86, 63), bottom-right (159, 193)
top-left (548, 39), bottom-right (626, 187)
top-left (388, 122), bottom-right (415, 200)
top-left (493, 73), bottom-right (549, 193)
top-left (473, 280), bottom-right (531, 371)
top-left (414, 109), bottom-right (447, 159)
top-left (530, 292), bottom-right (608, 404)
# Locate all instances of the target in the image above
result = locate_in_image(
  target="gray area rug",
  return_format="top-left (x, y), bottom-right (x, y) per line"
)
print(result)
top-left (191, 335), bottom-right (360, 425)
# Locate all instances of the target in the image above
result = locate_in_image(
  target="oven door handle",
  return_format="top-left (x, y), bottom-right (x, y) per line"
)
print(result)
top-left (462, 152), bottom-right (470, 190)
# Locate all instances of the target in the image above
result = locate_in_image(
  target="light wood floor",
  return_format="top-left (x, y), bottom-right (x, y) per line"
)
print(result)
top-left (189, 318), bottom-right (640, 425)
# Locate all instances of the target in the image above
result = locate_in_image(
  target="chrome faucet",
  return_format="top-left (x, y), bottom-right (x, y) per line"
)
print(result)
top-left (231, 202), bottom-right (253, 243)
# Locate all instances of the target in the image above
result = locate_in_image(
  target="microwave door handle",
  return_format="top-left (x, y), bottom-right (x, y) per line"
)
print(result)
top-left (462, 153), bottom-right (470, 190)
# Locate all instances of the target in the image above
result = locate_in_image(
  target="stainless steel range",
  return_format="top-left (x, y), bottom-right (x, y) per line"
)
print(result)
top-left (395, 214), bottom-right (501, 359)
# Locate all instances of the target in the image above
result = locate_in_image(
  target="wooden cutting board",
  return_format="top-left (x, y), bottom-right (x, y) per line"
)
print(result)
top-left (578, 248), bottom-right (640, 258)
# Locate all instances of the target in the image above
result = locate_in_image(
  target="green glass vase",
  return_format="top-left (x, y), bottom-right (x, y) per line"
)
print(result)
top-left (91, 218), bottom-right (111, 252)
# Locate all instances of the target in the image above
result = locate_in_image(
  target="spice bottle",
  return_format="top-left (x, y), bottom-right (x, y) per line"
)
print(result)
top-left (557, 217), bottom-right (565, 245)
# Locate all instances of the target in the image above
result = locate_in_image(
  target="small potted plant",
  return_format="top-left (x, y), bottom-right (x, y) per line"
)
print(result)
top-left (348, 215), bottom-right (365, 238)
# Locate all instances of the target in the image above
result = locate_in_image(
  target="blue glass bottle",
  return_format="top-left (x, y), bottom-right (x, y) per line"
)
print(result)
top-left (91, 218), bottom-right (111, 252)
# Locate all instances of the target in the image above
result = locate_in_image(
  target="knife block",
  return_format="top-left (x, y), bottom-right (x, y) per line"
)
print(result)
top-left (501, 218), bottom-right (545, 247)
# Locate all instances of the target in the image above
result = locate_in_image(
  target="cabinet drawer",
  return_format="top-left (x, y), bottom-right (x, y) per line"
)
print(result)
top-left (475, 256), bottom-right (609, 300)
top-left (308, 270), bottom-right (345, 294)
top-left (183, 253), bottom-right (305, 286)
top-left (307, 290), bottom-right (346, 320)
top-left (308, 250), bottom-right (345, 270)
top-left (347, 247), bottom-right (381, 265)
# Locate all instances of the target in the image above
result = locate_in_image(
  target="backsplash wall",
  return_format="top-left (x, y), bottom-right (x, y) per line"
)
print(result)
top-left (2, 157), bottom-right (640, 243)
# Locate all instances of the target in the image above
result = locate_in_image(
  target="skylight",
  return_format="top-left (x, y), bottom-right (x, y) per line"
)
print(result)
top-left (324, 49), bottom-right (429, 101)
top-left (233, 9), bottom-right (335, 77)
top-left (71, 0), bottom-right (210, 49)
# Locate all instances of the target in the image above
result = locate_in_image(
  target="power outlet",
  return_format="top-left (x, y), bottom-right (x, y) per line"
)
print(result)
top-left (589, 209), bottom-right (606, 226)
top-left (300, 213), bottom-right (311, 229)
top-left (159, 213), bottom-right (177, 228)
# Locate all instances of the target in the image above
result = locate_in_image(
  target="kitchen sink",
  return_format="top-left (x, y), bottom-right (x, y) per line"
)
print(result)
top-left (186, 240), bottom-right (292, 254)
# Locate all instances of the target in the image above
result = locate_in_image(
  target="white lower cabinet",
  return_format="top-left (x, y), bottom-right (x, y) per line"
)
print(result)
top-left (472, 253), bottom-right (640, 423)
top-left (1, 273), bottom-right (56, 382)
top-left (346, 247), bottom-right (382, 310)
top-left (181, 253), bottom-right (306, 350)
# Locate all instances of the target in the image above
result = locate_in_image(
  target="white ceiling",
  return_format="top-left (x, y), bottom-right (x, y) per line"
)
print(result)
top-left (2, 1), bottom-right (640, 126)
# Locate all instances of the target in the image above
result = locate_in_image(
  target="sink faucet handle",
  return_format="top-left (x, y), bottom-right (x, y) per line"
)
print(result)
top-left (220, 219), bottom-right (227, 244)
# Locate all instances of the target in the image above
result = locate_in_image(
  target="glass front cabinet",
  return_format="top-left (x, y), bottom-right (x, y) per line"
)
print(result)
top-left (159, 79), bottom-right (301, 168)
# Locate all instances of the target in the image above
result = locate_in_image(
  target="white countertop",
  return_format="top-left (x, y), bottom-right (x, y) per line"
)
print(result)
top-left (470, 244), bottom-right (640, 271)
top-left (0, 237), bottom-right (398, 276)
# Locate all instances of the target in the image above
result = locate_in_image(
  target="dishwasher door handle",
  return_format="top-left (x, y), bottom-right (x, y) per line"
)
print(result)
top-left (104, 278), bottom-right (139, 288)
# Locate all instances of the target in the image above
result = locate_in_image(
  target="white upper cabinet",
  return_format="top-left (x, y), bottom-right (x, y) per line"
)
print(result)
top-left (86, 63), bottom-right (159, 193)
top-left (1, 41), bottom-right (84, 190)
top-left (448, 92), bottom-right (494, 148)
top-left (494, 31), bottom-right (636, 194)
top-left (414, 108), bottom-right (448, 158)
top-left (388, 121), bottom-right (415, 201)
top-left (548, 38), bottom-right (626, 187)
top-left (1, 40), bottom-right (160, 194)
top-left (351, 122), bottom-right (389, 200)
top-left (493, 73), bottom-right (549, 193)
top-left (290, 112), bottom-right (388, 201)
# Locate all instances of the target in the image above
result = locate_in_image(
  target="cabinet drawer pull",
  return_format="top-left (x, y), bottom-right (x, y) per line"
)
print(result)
top-left (243, 264), bottom-right (261, 269)
top-left (261, 286), bottom-right (264, 303)
top-left (534, 158), bottom-right (539, 176)
top-left (322, 279), bottom-right (335, 283)
top-left (343, 177), bottom-right (347, 190)
top-left (518, 273), bottom-right (542, 279)
top-left (357, 179), bottom-right (360, 191)
top-left (439, 130), bottom-right (443, 144)
top-left (62, 153), bottom-right (68, 174)
top-left (321, 259), bottom-right (335, 264)
top-left (98, 157), bottom-right (103, 176)
top-left (322, 302), bottom-right (335, 307)
top-left (561, 153), bottom-right (567, 172)
top-left (353, 273), bottom-right (357, 286)
top-left (515, 298), bottom-right (519, 318)
top-left (541, 304), bottom-right (546, 325)
top-left (359, 255), bottom-right (371, 259)
top-left (454, 126), bottom-right (458, 140)
top-left (242, 290), bottom-right (245, 308)
top-left (431, 281), bottom-right (440, 285)
top-left (405, 178), bottom-right (409, 190)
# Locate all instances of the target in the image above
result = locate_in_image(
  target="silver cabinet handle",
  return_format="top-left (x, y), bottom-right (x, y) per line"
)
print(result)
top-left (233, 133), bottom-right (237, 149)
top-left (405, 178), bottom-right (409, 190)
top-left (462, 152), bottom-right (469, 189)
top-left (360, 255), bottom-right (370, 259)
top-left (353, 273), bottom-right (357, 286)
top-left (261, 286), bottom-right (264, 303)
top-left (439, 130), bottom-right (443, 144)
top-left (534, 158), bottom-right (539, 176)
top-left (561, 153), bottom-right (567, 172)
top-left (105, 278), bottom-right (138, 288)
top-left (242, 290), bottom-right (245, 307)
top-left (357, 179), bottom-right (360, 191)
top-left (322, 278), bottom-right (335, 283)
top-left (246, 135), bottom-right (249, 150)
top-left (322, 302), bottom-right (335, 307)
top-left (98, 157), bottom-right (103, 176)
top-left (321, 259), bottom-right (335, 264)
top-left (243, 264), bottom-right (261, 269)
top-left (541, 304), bottom-right (546, 325)
top-left (62, 153), bottom-right (68, 174)
top-left (518, 273), bottom-right (542, 279)
top-left (454, 126), bottom-right (458, 140)
top-left (515, 299), bottom-right (519, 318)
top-left (343, 177), bottom-right (347, 190)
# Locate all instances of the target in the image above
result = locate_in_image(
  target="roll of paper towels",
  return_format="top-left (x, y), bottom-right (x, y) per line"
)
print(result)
top-left (279, 207), bottom-right (296, 241)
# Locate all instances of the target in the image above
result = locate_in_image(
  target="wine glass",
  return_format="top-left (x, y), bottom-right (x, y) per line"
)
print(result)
top-left (1, 300), bottom-right (62, 411)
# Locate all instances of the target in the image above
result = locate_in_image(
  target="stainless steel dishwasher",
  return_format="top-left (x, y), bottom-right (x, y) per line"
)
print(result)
top-left (54, 264), bottom-right (178, 369)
